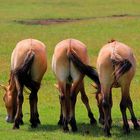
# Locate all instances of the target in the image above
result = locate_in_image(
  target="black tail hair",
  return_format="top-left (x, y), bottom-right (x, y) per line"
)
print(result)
top-left (13, 51), bottom-right (40, 90)
top-left (68, 50), bottom-right (100, 88)
top-left (113, 59), bottom-right (132, 80)
top-left (14, 51), bottom-right (35, 83)
top-left (16, 51), bottom-right (35, 74)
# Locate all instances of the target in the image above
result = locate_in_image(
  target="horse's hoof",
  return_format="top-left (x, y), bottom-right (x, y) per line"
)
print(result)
top-left (88, 112), bottom-right (97, 125)
top-left (58, 120), bottom-right (63, 126)
top-left (31, 123), bottom-right (38, 128)
top-left (31, 125), bottom-right (37, 128)
top-left (63, 128), bottom-right (69, 133)
top-left (19, 120), bottom-right (24, 125)
top-left (104, 127), bottom-right (111, 137)
top-left (104, 130), bottom-right (111, 137)
top-left (72, 126), bottom-right (78, 132)
top-left (13, 124), bottom-right (20, 129)
top-left (123, 127), bottom-right (130, 134)
top-left (71, 122), bottom-right (78, 132)
top-left (105, 132), bottom-right (111, 137)
top-left (37, 118), bottom-right (41, 124)
top-left (90, 118), bottom-right (97, 125)
top-left (134, 124), bottom-right (140, 130)
top-left (63, 126), bottom-right (69, 132)
top-left (69, 117), bottom-right (78, 132)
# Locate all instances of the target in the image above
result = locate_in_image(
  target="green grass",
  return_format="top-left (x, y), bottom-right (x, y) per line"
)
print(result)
top-left (0, 0), bottom-right (140, 139)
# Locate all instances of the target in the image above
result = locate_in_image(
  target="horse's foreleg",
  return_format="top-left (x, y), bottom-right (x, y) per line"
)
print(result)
top-left (13, 77), bottom-right (24, 129)
top-left (80, 81), bottom-right (96, 125)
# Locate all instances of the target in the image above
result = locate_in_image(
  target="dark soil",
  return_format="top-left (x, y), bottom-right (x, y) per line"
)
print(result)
top-left (15, 18), bottom-right (81, 25)
top-left (14, 14), bottom-right (140, 25)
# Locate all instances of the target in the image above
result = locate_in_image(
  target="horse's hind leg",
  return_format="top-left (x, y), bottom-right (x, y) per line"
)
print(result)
top-left (33, 91), bottom-right (40, 124)
top-left (120, 85), bottom-right (130, 134)
top-left (69, 78), bottom-right (85, 132)
top-left (80, 81), bottom-right (96, 125)
top-left (69, 92), bottom-right (77, 132)
top-left (29, 86), bottom-right (40, 128)
top-left (109, 90), bottom-right (113, 127)
top-left (58, 81), bottom-right (69, 132)
top-left (127, 96), bottom-right (140, 130)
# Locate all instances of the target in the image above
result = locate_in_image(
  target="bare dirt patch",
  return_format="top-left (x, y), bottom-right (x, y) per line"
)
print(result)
top-left (14, 14), bottom-right (140, 25)
top-left (14, 18), bottom-right (81, 25)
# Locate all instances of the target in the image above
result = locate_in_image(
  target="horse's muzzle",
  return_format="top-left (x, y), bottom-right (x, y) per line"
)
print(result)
top-left (5, 115), bottom-right (14, 123)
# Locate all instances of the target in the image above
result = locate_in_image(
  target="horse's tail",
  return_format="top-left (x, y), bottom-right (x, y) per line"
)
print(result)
top-left (111, 52), bottom-right (132, 80)
top-left (15, 50), bottom-right (35, 75)
top-left (68, 49), bottom-right (100, 90)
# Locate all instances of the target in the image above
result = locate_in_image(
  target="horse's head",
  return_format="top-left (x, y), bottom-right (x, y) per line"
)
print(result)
top-left (0, 84), bottom-right (17, 123)
top-left (91, 83), bottom-right (104, 124)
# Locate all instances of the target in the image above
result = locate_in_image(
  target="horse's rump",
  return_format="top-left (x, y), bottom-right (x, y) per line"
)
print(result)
top-left (14, 50), bottom-right (40, 90)
top-left (111, 46), bottom-right (132, 81)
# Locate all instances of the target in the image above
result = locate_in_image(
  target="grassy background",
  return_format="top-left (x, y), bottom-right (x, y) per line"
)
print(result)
top-left (0, 0), bottom-right (140, 139)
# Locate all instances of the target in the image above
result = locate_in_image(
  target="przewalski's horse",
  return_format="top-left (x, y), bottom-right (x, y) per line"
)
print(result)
top-left (52, 39), bottom-right (100, 132)
top-left (0, 39), bottom-right (47, 129)
top-left (96, 40), bottom-right (139, 136)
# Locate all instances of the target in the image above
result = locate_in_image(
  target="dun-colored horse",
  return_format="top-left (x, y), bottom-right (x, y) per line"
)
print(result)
top-left (0, 39), bottom-right (47, 129)
top-left (52, 39), bottom-right (100, 131)
top-left (96, 40), bottom-right (139, 136)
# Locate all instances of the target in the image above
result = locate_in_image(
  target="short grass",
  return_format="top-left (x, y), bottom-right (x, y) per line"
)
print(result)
top-left (0, 0), bottom-right (140, 139)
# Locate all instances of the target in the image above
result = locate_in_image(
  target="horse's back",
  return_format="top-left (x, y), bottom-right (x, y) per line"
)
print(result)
top-left (52, 39), bottom-right (89, 82)
top-left (11, 39), bottom-right (47, 82)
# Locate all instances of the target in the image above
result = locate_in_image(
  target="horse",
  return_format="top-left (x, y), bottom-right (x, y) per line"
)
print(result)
top-left (52, 38), bottom-right (100, 132)
top-left (95, 40), bottom-right (140, 136)
top-left (0, 39), bottom-right (47, 129)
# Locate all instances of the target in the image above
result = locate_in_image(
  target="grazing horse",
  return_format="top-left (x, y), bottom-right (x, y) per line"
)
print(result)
top-left (96, 40), bottom-right (139, 136)
top-left (0, 39), bottom-right (47, 129)
top-left (52, 39), bottom-right (100, 132)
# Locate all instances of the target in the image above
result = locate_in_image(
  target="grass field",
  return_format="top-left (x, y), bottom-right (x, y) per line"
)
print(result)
top-left (1, 0), bottom-right (140, 139)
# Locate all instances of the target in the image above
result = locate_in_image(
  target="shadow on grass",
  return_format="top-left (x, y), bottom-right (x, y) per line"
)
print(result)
top-left (75, 122), bottom-right (103, 137)
top-left (27, 122), bottom-right (102, 137)
top-left (27, 123), bottom-right (59, 132)
top-left (111, 124), bottom-right (140, 139)
top-left (26, 121), bottom-right (140, 139)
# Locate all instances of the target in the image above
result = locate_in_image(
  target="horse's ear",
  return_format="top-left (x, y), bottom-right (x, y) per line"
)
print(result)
top-left (0, 84), bottom-right (7, 91)
top-left (54, 84), bottom-right (59, 90)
